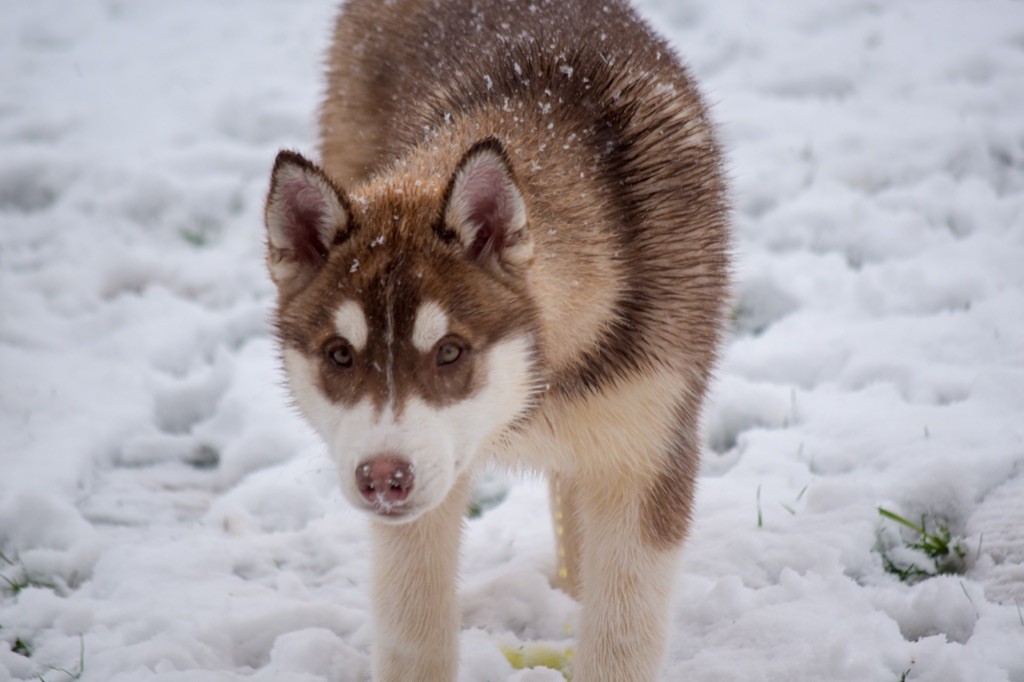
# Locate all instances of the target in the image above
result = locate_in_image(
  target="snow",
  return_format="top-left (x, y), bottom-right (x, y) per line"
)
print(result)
top-left (2, 0), bottom-right (1023, 680)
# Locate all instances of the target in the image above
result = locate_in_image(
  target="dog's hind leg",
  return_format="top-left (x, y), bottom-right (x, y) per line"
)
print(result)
top-left (549, 471), bottom-right (583, 600)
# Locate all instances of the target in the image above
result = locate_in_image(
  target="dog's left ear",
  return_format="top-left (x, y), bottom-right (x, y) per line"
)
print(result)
top-left (441, 138), bottom-right (533, 271)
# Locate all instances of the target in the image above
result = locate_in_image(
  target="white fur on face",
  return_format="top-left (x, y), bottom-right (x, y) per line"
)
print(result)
top-left (283, 336), bottom-right (536, 522)
top-left (334, 299), bottom-right (368, 351)
top-left (411, 300), bottom-right (449, 352)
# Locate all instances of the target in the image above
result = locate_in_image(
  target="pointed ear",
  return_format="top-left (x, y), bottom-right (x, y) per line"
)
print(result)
top-left (441, 139), bottom-right (533, 271)
top-left (264, 150), bottom-right (352, 288)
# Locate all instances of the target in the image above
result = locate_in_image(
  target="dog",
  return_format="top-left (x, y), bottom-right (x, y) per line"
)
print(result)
top-left (263, 0), bottom-right (730, 679)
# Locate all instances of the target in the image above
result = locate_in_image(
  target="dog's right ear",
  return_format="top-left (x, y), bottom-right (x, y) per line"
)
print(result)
top-left (264, 150), bottom-right (352, 289)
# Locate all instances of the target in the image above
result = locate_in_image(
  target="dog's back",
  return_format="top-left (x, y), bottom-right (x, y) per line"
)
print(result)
top-left (269, 1), bottom-right (730, 679)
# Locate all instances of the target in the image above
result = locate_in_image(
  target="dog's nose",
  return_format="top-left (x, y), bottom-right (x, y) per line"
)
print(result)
top-left (355, 456), bottom-right (415, 506)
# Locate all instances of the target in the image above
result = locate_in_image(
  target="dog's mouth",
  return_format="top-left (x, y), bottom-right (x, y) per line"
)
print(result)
top-left (365, 498), bottom-right (409, 516)
top-left (359, 501), bottom-right (419, 523)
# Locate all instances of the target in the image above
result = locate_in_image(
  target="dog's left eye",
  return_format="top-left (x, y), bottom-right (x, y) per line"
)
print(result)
top-left (326, 342), bottom-right (354, 368)
top-left (436, 339), bottom-right (464, 366)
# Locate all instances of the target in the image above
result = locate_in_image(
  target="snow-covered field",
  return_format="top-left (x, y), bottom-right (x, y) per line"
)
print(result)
top-left (2, 0), bottom-right (1023, 679)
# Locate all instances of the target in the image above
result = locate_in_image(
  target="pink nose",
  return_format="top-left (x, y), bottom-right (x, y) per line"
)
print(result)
top-left (355, 456), bottom-right (415, 506)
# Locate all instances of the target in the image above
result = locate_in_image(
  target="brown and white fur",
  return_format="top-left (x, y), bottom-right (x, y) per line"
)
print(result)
top-left (263, 0), bottom-right (730, 679)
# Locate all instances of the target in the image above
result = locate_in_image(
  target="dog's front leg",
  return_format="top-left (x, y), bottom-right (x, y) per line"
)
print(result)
top-left (573, 476), bottom-right (684, 682)
top-left (369, 476), bottom-right (469, 682)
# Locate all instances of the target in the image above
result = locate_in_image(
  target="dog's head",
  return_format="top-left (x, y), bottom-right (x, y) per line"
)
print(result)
top-left (264, 140), bottom-right (539, 522)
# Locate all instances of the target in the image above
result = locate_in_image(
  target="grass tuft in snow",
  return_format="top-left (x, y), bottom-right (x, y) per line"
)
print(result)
top-left (178, 214), bottom-right (223, 247)
top-left (0, 550), bottom-right (59, 595)
top-left (11, 634), bottom-right (32, 658)
top-left (0, 626), bottom-right (85, 681)
top-left (499, 642), bottom-right (573, 679)
top-left (876, 507), bottom-right (967, 582)
top-left (466, 469), bottom-right (510, 519)
top-left (780, 483), bottom-right (810, 516)
top-left (37, 634), bottom-right (85, 682)
top-left (466, 487), bottom-right (508, 519)
top-left (27, 636), bottom-right (83, 682)
top-left (2, 626), bottom-right (85, 679)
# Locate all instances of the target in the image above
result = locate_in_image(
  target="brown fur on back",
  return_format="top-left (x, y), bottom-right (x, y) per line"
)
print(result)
top-left (319, 0), bottom-right (730, 545)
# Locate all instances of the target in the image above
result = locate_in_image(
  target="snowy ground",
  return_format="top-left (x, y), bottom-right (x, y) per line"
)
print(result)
top-left (2, 0), bottom-right (1023, 680)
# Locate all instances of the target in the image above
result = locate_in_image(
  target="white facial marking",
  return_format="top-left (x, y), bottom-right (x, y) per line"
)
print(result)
top-left (282, 348), bottom-right (339, 438)
top-left (334, 300), bottom-right (368, 351)
top-left (412, 300), bottom-right (450, 352)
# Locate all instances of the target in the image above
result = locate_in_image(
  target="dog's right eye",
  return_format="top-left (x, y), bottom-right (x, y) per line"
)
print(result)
top-left (326, 342), bottom-right (354, 368)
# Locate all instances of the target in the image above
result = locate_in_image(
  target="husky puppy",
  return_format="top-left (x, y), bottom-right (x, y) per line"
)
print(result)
top-left (263, 0), bottom-right (730, 679)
